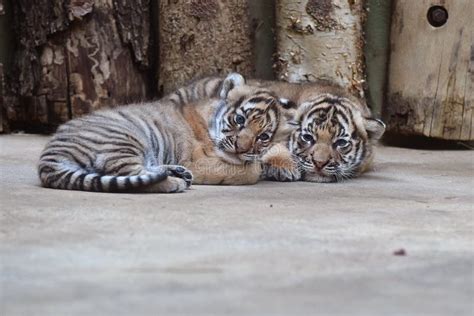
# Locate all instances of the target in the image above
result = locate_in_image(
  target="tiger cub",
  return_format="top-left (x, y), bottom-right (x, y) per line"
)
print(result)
top-left (247, 80), bottom-right (386, 182)
top-left (38, 74), bottom-right (289, 193)
top-left (162, 75), bottom-right (301, 182)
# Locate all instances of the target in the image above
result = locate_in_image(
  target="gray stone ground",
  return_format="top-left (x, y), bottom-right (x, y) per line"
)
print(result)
top-left (0, 134), bottom-right (473, 316)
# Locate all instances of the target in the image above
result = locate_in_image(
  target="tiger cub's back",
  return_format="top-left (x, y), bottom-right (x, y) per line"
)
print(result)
top-left (247, 79), bottom-right (372, 116)
top-left (38, 102), bottom-right (195, 193)
top-left (164, 73), bottom-right (245, 108)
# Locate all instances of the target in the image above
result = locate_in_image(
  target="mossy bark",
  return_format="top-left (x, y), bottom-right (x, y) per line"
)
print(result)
top-left (249, 0), bottom-right (276, 80)
top-left (364, 0), bottom-right (392, 118)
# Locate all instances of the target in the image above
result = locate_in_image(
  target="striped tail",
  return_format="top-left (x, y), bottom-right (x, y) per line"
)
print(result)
top-left (38, 163), bottom-right (167, 192)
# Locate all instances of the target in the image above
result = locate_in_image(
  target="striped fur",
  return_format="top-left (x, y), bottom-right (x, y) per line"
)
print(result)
top-left (244, 79), bottom-right (385, 182)
top-left (166, 74), bottom-right (290, 167)
top-left (289, 93), bottom-right (385, 182)
top-left (164, 73), bottom-right (245, 107)
top-left (38, 74), bottom-right (287, 192)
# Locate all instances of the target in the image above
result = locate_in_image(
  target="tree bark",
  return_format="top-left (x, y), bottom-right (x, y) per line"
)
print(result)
top-left (0, 0), bottom-right (4, 132)
top-left (112, 0), bottom-right (152, 69)
top-left (275, 0), bottom-right (367, 100)
top-left (0, 0), bottom-right (13, 132)
top-left (5, 0), bottom-right (153, 131)
top-left (385, 0), bottom-right (473, 141)
top-left (0, 63), bottom-right (4, 133)
top-left (157, 0), bottom-right (254, 94)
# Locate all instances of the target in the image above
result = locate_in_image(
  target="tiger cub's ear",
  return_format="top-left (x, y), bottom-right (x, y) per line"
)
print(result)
top-left (277, 98), bottom-right (297, 110)
top-left (364, 118), bottom-right (386, 140)
top-left (219, 73), bottom-right (246, 99)
top-left (277, 98), bottom-right (299, 127)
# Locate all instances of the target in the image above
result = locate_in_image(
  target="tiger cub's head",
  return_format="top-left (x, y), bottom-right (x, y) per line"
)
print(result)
top-left (289, 93), bottom-right (385, 182)
top-left (210, 73), bottom-right (292, 165)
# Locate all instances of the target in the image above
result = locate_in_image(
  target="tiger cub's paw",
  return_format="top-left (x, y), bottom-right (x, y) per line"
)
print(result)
top-left (145, 176), bottom-right (188, 193)
top-left (260, 143), bottom-right (301, 182)
top-left (152, 165), bottom-right (192, 193)
top-left (167, 165), bottom-right (193, 188)
top-left (263, 163), bottom-right (301, 182)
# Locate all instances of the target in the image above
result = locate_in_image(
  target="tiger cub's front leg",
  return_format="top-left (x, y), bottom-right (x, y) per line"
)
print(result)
top-left (261, 143), bottom-right (301, 182)
top-left (187, 158), bottom-right (262, 185)
top-left (185, 147), bottom-right (262, 185)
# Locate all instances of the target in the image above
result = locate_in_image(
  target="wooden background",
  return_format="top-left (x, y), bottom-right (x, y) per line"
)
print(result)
top-left (386, 0), bottom-right (473, 141)
top-left (0, 0), bottom-right (472, 142)
top-left (0, 0), bottom-right (371, 132)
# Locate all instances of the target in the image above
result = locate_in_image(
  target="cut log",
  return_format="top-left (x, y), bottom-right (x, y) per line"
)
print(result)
top-left (66, 0), bottom-right (152, 118)
top-left (275, 0), bottom-right (367, 100)
top-left (7, 0), bottom-right (72, 130)
top-left (6, 0), bottom-right (152, 131)
top-left (385, 0), bottom-right (473, 141)
top-left (157, 0), bottom-right (254, 94)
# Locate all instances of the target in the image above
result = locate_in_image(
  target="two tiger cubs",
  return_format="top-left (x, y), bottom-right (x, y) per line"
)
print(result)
top-left (38, 73), bottom-right (385, 192)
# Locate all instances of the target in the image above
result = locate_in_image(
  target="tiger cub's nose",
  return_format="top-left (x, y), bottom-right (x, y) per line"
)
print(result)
top-left (314, 159), bottom-right (329, 170)
top-left (312, 144), bottom-right (331, 170)
top-left (235, 135), bottom-right (253, 153)
top-left (235, 144), bottom-right (252, 154)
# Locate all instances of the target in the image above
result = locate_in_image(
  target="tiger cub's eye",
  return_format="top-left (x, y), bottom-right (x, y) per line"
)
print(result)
top-left (258, 133), bottom-right (270, 141)
top-left (301, 133), bottom-right (314, 143)
top-left (334, 139), bottom-right (350, 148)
top-left (235, 114), bottom-right (245, 125)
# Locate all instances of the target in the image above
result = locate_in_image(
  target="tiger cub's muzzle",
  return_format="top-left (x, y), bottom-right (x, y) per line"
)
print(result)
top-left (310, 144), bottom-right (333, 171)
top-left (234, 131), bottom-right (256, 154)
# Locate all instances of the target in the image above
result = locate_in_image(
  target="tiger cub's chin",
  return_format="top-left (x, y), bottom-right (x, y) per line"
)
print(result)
top-left (301, 172), bottom-right (339, 183)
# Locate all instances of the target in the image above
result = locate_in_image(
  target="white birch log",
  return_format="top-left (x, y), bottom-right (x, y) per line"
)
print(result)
top-left (275, 0), bottom-right (367, 100)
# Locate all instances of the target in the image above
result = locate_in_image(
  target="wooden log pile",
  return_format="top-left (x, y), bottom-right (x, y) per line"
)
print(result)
top-left (0, 0), bottom-right (370, 132)
top-left (2, 0), bottom-right (470, 142)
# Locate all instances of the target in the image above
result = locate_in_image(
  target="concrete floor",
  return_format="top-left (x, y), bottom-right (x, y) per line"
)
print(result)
top-left (0, 134), bottom-right (473, 316)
